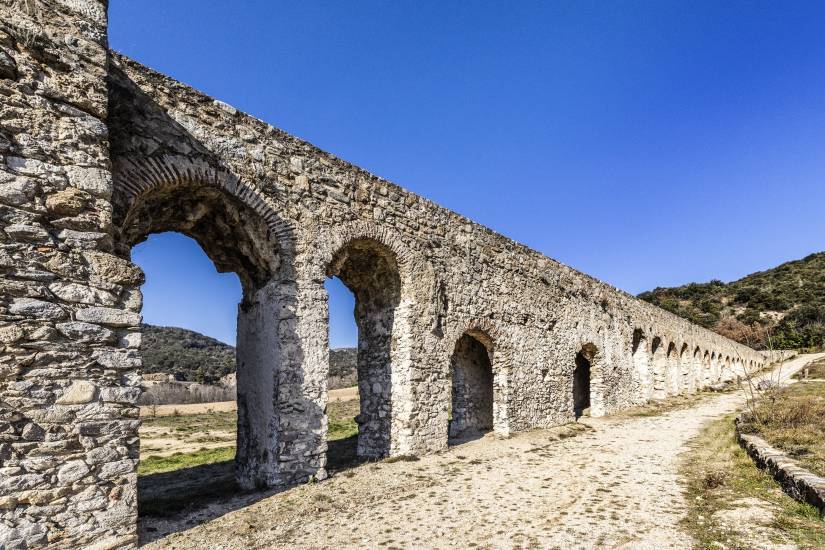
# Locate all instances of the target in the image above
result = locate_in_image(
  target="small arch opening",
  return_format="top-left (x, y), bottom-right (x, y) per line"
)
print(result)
top-left (651, 337), bottom-right (666, 399)
top-left (573, 343), bottom-right (598, 419)
top-left (632, 329), bottom-right (652, 402)
top-left (448, 332), bottom-right (494, 444)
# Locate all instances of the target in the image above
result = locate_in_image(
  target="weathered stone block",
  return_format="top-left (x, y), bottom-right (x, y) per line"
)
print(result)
top-left (0, 179), bottom-right (36, 207)
top-left (57, 229), bottom-right (110, 250)
top-left (56, 460), bottom-right (89, 484)
top-left (55, 381), bottom-right (97, 405)
top-left (92, 350), bottom-right (141, 370)
top-left (0, 324), bottom-right (24, 343)
top-left (5, 224), bottom-right (52, 244)
top-left (45, 187), bottom-right (93, 216)
top-left (9, 298), bottom-right (66, 320)
top-left (64, 166), bottom-right (112, 199)
top-left (48, 281), bottom-right (117, 306)
top-left (75, 307), bottom-right (140, 327)
top-left (56, 321), bottom-right (114, 343)
top-left (99, 387), bottom-right (140, 404)
top-left (83, 251), bottom-right (144, 285)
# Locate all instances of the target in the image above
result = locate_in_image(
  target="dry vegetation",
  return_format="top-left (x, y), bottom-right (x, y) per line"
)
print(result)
top-left (138, 396), bottom-right (361, 520)
top-left (680, 413), bottom-right (825, 549)
top-left (140, 398), bottom-right (359, 476)
top-left (794, 356), bottom-right (825, 380)
top-left (738, 380), bottom-right (825, 478)
top-left (640, 251), bottom-right (825, 349)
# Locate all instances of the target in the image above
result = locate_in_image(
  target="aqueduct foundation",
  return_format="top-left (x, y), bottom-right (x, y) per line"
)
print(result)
top-left (0, 3), bottom-right (771, 547)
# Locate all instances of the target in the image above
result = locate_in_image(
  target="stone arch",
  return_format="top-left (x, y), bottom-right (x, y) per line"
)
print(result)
top-left (723, 355), bottom-right (732, 381)
top-left (114, 164), bottom-right (288, 288)
top-left (651, 336), bottom-right (666, 399)
top-left (691, 346), bottom-right (702, 393)
top-left (573, 342), bottom-right (602, 418)
top-left (313, 221), bottom-right (439, 457)
top-left (445, 318), bottom-right (509, 438)
top-left (631, 328), bottom-right (652, 403)
top-left (710, 352), bottom-right (719, 383)
top-left (114, 155), bottom-right (295, 254)
top-left (702, 350), bottom-right (712, 387)
top-left (323, 237), bottom-right (404, 459)
top-left (314, 219), bottom-right (431, 301)
top-left (679, 343), bottom-right (690, 393)
top-left (448, 332), bottom-right (494, 441)
top-left (112, 158), bottom-right (299, 492)
top-left (666, 341), bottom-right (679, 396)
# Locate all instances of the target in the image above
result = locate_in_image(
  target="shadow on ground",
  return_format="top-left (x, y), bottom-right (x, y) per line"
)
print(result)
top-left (447, 428), bottom-right (490, 447)
top-left (138, 435), bottom-right (361, 545)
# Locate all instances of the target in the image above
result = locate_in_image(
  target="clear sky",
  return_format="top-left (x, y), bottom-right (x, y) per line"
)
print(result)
top-left (112, 1), bottom-right (825, 347)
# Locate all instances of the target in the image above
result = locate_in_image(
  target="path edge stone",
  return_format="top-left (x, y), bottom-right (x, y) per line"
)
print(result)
top-left (734, 413), bottom-right (825, 518)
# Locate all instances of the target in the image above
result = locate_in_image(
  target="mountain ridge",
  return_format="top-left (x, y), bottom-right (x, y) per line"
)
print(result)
top-left (140, 324), bottom-right (357, 387)
top-left (638, 251), bottom-right (825, 349)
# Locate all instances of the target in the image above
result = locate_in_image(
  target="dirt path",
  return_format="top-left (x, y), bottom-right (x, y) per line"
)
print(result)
top-left (144, 354), bottom-right (820, 549)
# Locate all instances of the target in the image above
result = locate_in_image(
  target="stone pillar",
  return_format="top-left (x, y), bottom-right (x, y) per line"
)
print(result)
top-left (273, 275), bottom-right (329, 484)
top-left (1, 2), bottom-right (142, 547)
top-left (235, 281), bottom-right (280, 489)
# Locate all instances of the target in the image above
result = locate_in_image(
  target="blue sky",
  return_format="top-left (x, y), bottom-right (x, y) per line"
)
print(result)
top-left (113, 1), bottom-right (825, 347)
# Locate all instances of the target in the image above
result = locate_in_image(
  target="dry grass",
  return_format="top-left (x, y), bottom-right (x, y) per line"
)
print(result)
top-left (794, 357), bottom-right (825, 380)
top-left (140, 447), bottom-right (235, 476)
top-left (140, 399), bottom-right (360, 476)
top-left (138, 397), bottom-right (362, 519)
top-left (680, 413), bottom-right (825, 549)
top-left (738, 380), bottom-right (825, 477)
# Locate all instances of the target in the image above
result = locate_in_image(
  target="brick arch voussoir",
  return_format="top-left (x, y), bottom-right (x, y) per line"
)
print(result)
top-left (113, 154), bottom-right (297, 259)
top-left (449, 318), bottom-right (502, 354)
top-left (313, 220), bottom-right (433, 297)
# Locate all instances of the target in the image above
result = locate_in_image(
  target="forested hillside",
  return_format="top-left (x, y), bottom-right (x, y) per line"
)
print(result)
top-left (639, 252), bottom-right (825, 349)
top-left (140, 325), bottom-right (235, 384)
top-left (140, 325), bottom-right (357, 387)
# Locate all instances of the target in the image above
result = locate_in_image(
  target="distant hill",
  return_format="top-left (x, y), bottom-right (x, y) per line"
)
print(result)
top-left (140, 325), bottom-right (357, 387)
top-left (638, 252), bottom-right (825, 350)
top-left (140, 325), bottom-right (236, 384)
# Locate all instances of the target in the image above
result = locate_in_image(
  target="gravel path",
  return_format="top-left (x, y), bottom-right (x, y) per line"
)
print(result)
top-left (144, 354), bottom-right (820, 549)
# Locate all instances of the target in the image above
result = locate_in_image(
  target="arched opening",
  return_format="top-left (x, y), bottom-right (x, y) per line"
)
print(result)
top-left (448, 333), bottom-right (494, 442)
top-left (710, 352), bottom-right (719, 383)
top-left (325, 238), bottom-right (401, 459)
top-left (632, 329), bottom-right (652, 403)
top-left (702, 350), bottom-right (711, 387)
top-left (710, 351), bottom-right (721, 384)
top-left (114, 179), bottom-right (284, 527)
top-left (573, 343), bottom-right (597, 419)
top-left (679, 343), bottom-right (689, 393)
top-left (651, 337), bottom-right (666, 399)
top-left (324, 276), bottom-right (360, 469)
top-left (666, 342), bottom-right (678, 396)
top-left (691, 346), bottom-right (702, 393)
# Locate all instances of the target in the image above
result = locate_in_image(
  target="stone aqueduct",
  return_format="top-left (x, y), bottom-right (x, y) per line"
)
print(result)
top-left (0, 3), bottom-right (770, 548)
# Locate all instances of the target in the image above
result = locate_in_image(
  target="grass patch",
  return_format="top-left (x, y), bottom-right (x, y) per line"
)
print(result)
top-left (142, 410), bottom-right (237, 432)
top-left (680, 413), bottom-right (825, 549)
top-left (139, 446), bottom-right (235, 475)
top-left (140, 397), bottom-right (360, 477)
top-left (738, 380), bottom-right (825, 477)
top-left (327, 398), bottom-right (359, 441)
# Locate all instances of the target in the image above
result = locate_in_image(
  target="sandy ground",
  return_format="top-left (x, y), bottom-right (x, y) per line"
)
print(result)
top-left (139, 386), bottom-right (358, 418)
top-left (143, 354), bottom-right (820, 549)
